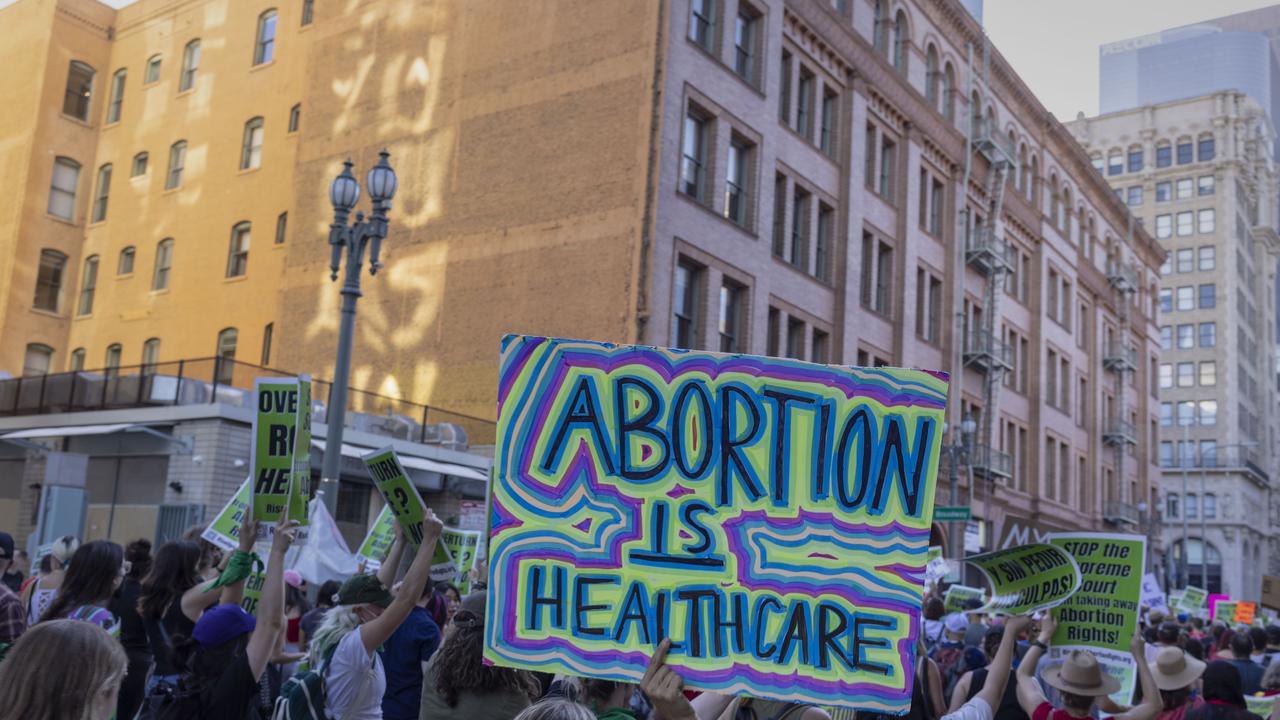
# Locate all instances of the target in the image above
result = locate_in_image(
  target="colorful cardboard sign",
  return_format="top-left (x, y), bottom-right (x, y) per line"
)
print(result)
top-left (944, 585), bottom-right (986, 615)
top-left (361, 446), bottom-right (430, 550)
top-left (485, 336), bottom-right (949, 713)
top-left (1236, 601), bottom-right (1257, 625)
top-left (1049, 533), bottom-right (1146, 706)
top-left (1179, 587), bottom-right (1207, 613)
top-left (1140, 573), bottom-right (1167, 613)
top-left (965, 543), bottom-right (1081, 615)
top-left (251, 377), bottom-right (312, 535)
top-left (202, 477), bottom-right (252, 552)
top-left (440, 527), bottom-right (482, 593)
top-left (356, 506), bottom-right (397, 571)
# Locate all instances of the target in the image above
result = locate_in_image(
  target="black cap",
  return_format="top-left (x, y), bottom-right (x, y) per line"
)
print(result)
top-left (0, 532), bottom-right (13, 561)
top-left (963, 597), bottom-right (984, 611)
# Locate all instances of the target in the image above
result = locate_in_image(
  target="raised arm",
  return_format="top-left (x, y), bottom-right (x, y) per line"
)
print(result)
top-left (245, 518), bottom-right (295, 679)
top-left (376, 525), bottom-right (407, 589)
top-left (1114, 631), bottom-right (1160, 720)
top-left (978, 616), bottom-right (1030, 711)
top-left (216, 515), bottom-right (259, 608)
top-left (358, 510), bottom-right (443, 655)
top-left (1016, 613), bottom-right (1053, 716)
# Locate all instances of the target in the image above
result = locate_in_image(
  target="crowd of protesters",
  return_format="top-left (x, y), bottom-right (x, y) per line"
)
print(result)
top-left (1, 522), bottom-right (1277, 720)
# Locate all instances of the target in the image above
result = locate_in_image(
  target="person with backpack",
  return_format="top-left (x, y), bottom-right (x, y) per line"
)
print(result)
top-left (156, 514), bottom-right (295, 719)
top-left (20, 535), bottom-right (77, 625)
top-left (933, 614), bottom-right (972, 696)
top-left (39, 540), bottom-right (126, 635)
top-left (303, 508), bottom-right (444, 720)
top-left (370, 529), bottom-right (442, 720)
top-left (950, 625), bottom-right (1030, 720)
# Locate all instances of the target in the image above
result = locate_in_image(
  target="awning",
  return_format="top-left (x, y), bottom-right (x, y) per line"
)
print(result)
top-left (1, 423), bottom-right (140, 440)
top-left (310, 439), bottom-right (488, 482)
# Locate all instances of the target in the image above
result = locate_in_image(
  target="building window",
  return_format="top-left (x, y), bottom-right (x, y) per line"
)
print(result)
top-left (1154, 214), bottom-right (1171, 239)
top-left (1155, 181), bottom-right (1171, 202)
top-left (153, 238), bottom-right (174, 290)
top-left (718, 279), bottom-right (745, 353)
top-left (815, 203), bottom-right (833, 282)
top-left (1107, 152), bottom-right (1122, 176)
top-left (1203, 492), bottom-right (1217, 518)
top-left (301, 0), bottom-right (314, 25)
top-left (790, 186), bottom-right (810, 270)
top-left (733, 5), bottom-right (759, 85)
top-left (673, 260), bottom-right (702, 349)
top-left (1158, 363), bottom-right (1172, 389)
top-left (1176, 178), bottom-right (1192, 199)
top-left (767, 306), bottom-right (780, 356)
top-left (62, 61), bottom-right (95, 120)
top-left (23, 344), bottom-right (53, 377)
top-left (70, 348), bottom-right (85, 371)
top-left (215, 328), bottom-right (237, 384)
top-left (1156, 143), bottom-right (1171, 168)
top-left (1176, 140), bottom-right (1192, 165)
top-left (180, 40), bottom-right (201, 91)
top-left (1198, 175), bottom-right (1214, 196)
top-left (1126, 186), bottom-right (1142, 206)
top-left (892, 11), bottom-right (909, 72)
top-left (113, 247), bottom-right (134, 276)
top-left (90, 164), bottom-right (112, 222)
top-left (785, 317), bottom-right (804, 360)
top-left (145, 55), bottom-right (162, 84)
top-left (1159, 325), bottom-right (1171, 350)
top-left (1198, 246), bottom-right (1215, 270)
top-left (1176, 324), bottom-right (1193, 349)
top-left (1175, 248), bottom-right (1193, 273)
top-left (915, 267), bottom-right (942, 344)
top-left (1160, 402), bottom-right (1172, 426)
top-left (261, 323), bottom-right (274, 365)
top-left (772, 173), bottom-right (786, 256)
top-left (1198, 209), bottom-right (1215, 234)
top-left (1175, 286), bottom-right (1193, 311)
top-left (878, 134), bottom-right (896, 199)
top-left (106, 69), bottom-right (125, 124)
top-left (873, 0), bottom-right (888, 53)
top-left (1199, 400), bottom-right (1217, 426)
top-left (1198, 283), bottom-right (1215, 309)
top-left (1176, 211), bottom-right (1192, 236)
top-left (275, 212), bottom-right (288, 244)
top-left (142, 338), bottom-right (161, 372)
top-left (820, 89), bottom-right (837, 155)
top-left (724, 137), bottom-right (750, 227)
top-left (165, 141), bottom-right (187, 189)
top-left (1176, 363), bottom-right (1194, 388)
top-left (1197, 136), bottom-right (1215, 162)
top-left (861, 233), bottom-right (893, 316)
top-left (254, 10), bottom-right (278, 65)
top-left (227, 222), bottom-right (251, 277)
top-left (131, 152), bottom-right (148, 177)
top-left (288, 103), bottom-right (300, 133)
top-left (1127, 148), bottom-right (1143, 172)
top-left (925, 45), bottom-right (940, 107)
top-left (241, 117), bottom-right (264, 170)
top-left (1199, 322), bottom-right (1215, 347)
top-left (48, 157), bottom-right (80, 220)
top-left (1158, 288), bottom-right (1172, 313)
top-left (689, 0), bottom-right (716, 51)
top-left (1199, 361), bottom-right (1216, 386)
top-left (34, 249), bottom-right (67, 312)
top-left (795, 68), bottom-right (814, 140)
top-left (941, 64), bottom-right (955, 121)
top-left (680, 109), bottom-right (709, 202)
top-left (77, 255), bottom-right (98, 316)
top-left (105, 343), bottom-right (122, 372)
top-left (811, 329), bottom-right (829, 364)
top-left (779, 50), bottom-right (792, 125)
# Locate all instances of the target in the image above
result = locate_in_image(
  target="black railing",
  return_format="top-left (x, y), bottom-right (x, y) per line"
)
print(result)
top-left (0, 357), bottom-right (496, 446)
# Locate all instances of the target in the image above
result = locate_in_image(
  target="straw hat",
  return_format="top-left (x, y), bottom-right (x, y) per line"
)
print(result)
top-left (1149, 646), bottom-right (1206, 691)
top-left (1042, 650), bottom-right (1122, 697)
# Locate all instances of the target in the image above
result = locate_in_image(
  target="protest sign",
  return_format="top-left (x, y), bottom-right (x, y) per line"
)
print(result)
top-left (356, 506), bottom-right (397, 571)
top-left (965, 544), bottom-right (1081, 615)
top-left (361, 446), bottom-right (431, 549)
top-left (202, 478), bottom-right (252, 552)
top-left (1140, 573), bottom-right (1167, 613)
top-left (441, 527), bottom-right (482, 593)
top-left (1049, 533), bottom-right (1146, 706)
top-left (485, 336), bottom-right (949, 713)
top-left (1247, 695), bottom-right (1279, 719)
top-left (241, 568), bottom-right (267, 616)
top-left (944, 585), bottom-right (986, 614)
top-left (1179, 586), bottom-right (1207, 613)
top-left (926, 546), bottom-right (948, 585)
top-left (287, 377), bottom-right (312, 532)
top-left (251, 377), bottom-right (310, 534)
top-left (458, 499), bottom-right (487, 532)
top-left (1236, 601), bottom-right (1256, 625)
top-left (1212, 600), bottom-right (1236, 622)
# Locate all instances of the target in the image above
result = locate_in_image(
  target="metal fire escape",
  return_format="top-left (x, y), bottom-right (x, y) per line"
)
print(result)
top-left (1102, 215), bottom-right (1140, 526)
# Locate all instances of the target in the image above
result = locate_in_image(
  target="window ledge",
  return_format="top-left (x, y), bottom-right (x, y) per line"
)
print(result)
top-left (87, 218), bottom-right (108, 229)
top-left (130, 173), bottom-right (148, 180)
top-left (250, 60), bottom-right (277, 73)
top-left (43, 213), bottom-right (79, 227)
top-left (161, 186), bottom-right (182, 196)
top-left (223, 274), bottom-right (249, 283)
top-left (149, 288), bottom-right (171, 295)
top-left (74, 313), bottom-right (94, 321)
top-left (237, 165), bottom-right (263, 176)
top-left (28, 308), bottom-right (67, 319)
top-left (116, 273), bottom-right (134, 280)
top-left (176, 88), bottom-right (195, 99)
top-left (59, 113), bottom-right (94, 128)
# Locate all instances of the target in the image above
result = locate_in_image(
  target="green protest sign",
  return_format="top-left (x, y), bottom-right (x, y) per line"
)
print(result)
top-left (1214, 600), bottom-right (1238, 623)
top-left (1246, 695), bottom-right (1279, 718)
top-left (251, 377), bottom-right (309, 533)
top-left (1049, 533), bottom-right (1146, 706)
top-left (1179, 586), bottom-right (1207, 613)
top-left (441, 527), bottom-right (482, 593)
top-left (361, 446), bottom-right (430, 550)
top-left (286, 376), bottom-right (312, 533)
top-left (944, 585), bottom-right (986, 614)
top-left (965, 543), bottom-right (1081, 615)
top-left (201, 478), bottom-right (252, 552)
top-left (241, 569), bottom-right (267, 616)
top-left (357, 506), bottom-right (397, 570)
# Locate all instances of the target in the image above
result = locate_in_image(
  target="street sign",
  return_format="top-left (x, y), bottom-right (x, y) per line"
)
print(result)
top-left (934, 506), bottom-right (972, 522)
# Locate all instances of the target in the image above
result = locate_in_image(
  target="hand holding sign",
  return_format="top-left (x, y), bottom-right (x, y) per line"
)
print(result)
top-left (271, 518), bottom-right (298, 556)
top-left (640, 639), bottom-right (696, 720)
top-left (238, 513), bottom-right (258, 554)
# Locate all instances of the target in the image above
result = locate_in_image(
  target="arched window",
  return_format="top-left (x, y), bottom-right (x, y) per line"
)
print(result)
top-left (227, 221), bottom-right (251, 277)
top-left (1049, 174), bottom-right (1060, 226)
top-left (1060, 186), bottom-right (1071, 236)
top-left (165, 140), bottom-right (187, 190)
top-left (1005, 131), bottom-right (1017, 188)
top-left (872, 0), bottom-right (887, 53)
top-left (34, 249), bottom-right (67, 312)
top-left (131, 152), bottom-right (149, 177)
top-left (70, 347), bottom-right (86, 372)
top-left (240, 117), bottom-right (264, 170)
top-left (1170, 538), bottom-right (1222, 593)
top-left (215, 328), bottom-right (238, 384)
top-left (1186, 492), bottom-right (1198, 519)
top-left (23, 344), bottom-right (53, 377)
top-left (892, 11), bottom-right (909, 72)
top-left (969, 90), bottom-right (982, 136)
top-left (118, 246), bottom-right (136, 275)
top-left (48, 156), bottom-right (81, 220)
top-left (1018, 144), bottom-right (1029, 194)
top-left (104, 343), bottom-right (123, 372)
top-left (142, 337), bottom-right (161, 372)
top-left (941, 63), bottom-right (955, 121)
top-left (152, 238), bottom-right (174, 290)
top-left (1155, 140), bottom-right (1172, 168)
top-left (63, 61), bottom-right (95, 120)
top-left (1028, 155), bottom-right (1039, 206)
top-left (254, 10), bottom-right (278, 65)
top-left (106, 69), bottom-right (126, 124)
top-left (145, 54), bottom-right (162, 84)
top-left (77, 254), bottom-right (99, 316)
top-left (180, 39), bottom-right (201, 91)
top-left (288, 103), bottom-right (301, 133)
top-left (91, 163), bottom-right (112, 222)
top-left (925, 45), bottom-right (940, 107)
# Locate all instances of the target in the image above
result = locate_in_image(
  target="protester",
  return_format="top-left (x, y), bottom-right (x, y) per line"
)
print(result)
top-left (0, 532), bottom-right (22, 592)
top-left (1149, 646), bottom-right (1207, 720)
top-left (307, 508), bottom-right (444, 720)
top-left (965, 599), bottom-right (991, 647)
top-left (933, 613), bottom-right (973, 694)
top-left (1185, 661), bottom-right (1265, 720)
top-left (282, 569), bottom-right (309, 678)
top-left (111, 538), bottom-right (154, 720)
top-left (1016, 613), bottom-right (1161, 720)
top-left (942, 616), bottom-right (1032, 720)
top-left (1225, 632), bottom-right (1264, 694)
top-left (1260, 661), bottom-right (1280, 695)
top-left (300, 578), bottom-right (341, 652)
top-left (39, 540), bottom-right (125, 635)
top-left (950, 625), bottom-right (1030, 720)
top-left (1187, 639), bottom-right (1207, 662)
top-left (374, 531), bottom-right (443, 720)
top-left (160, 515), bottom-right (295, 718)
top-left (20, 535), bottom-right (78, 624)
top-left (0, 618), bottom-right (127, 720)
top-left (512, 698), bottom-right (597, 720)
top-left (0, 580), bottom-right (26, 659)
top-left (924, 597), bottom-right (948, 648)
top-left (418, 591), bottom-right (542, 720)
top-left (1262, 627), bottom-right (1280, 668)
top-left (138, 538), bottom-right (229, 692)
top-left (441, 583), bottom-right (462, 622)
top-left (1250, 628), bottom-right (1268, 665)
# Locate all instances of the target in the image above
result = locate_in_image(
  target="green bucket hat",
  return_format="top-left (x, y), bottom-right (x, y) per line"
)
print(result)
top-left (335, 573), bottom-right (394, 608)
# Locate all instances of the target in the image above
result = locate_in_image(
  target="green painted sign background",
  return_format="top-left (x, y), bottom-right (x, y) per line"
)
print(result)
top-left (944, 585), bottom-right (985, 614)
top-left (1179, 586), bottom-right (1207, 613)
top-left (357, 506), bottom-right (397, 570)
top-left (251, 378), bottom-right (308, 530)
top-left (441, 527), bottom-right (482, 593)
top-left (965, 543), bottom-right (1081, 615)
top-left (287, 377), bottom-right (312, 533)
top-left (361, 446), bottom-right (429, 550)
top-left (202, 478), bottom-right (252, 552)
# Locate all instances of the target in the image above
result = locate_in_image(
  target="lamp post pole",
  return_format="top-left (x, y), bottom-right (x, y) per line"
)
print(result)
top-left (317, 152), bottom-right (397, 518)
top-left (943, 415), bottom-right (975, 566)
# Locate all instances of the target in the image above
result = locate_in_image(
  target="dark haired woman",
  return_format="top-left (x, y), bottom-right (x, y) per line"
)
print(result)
top-left (418, 591), bottom-right (542, 720)
top-left (137, 538), bottom-right (228, 692)
top-left (112, 538), bottom-right (154, 720)
top-left (1185, 661), bottom-right (1265, 720)
top-left (39, 540), bottom-right (125, 635)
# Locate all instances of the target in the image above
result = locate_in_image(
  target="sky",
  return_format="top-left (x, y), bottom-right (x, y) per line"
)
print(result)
top-left (984, 0), bottom-right (1280, 121)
